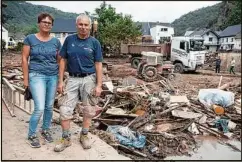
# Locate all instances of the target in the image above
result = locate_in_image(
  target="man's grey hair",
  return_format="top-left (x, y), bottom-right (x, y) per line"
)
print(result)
top-left (76, 14), bottom-right (92, 26)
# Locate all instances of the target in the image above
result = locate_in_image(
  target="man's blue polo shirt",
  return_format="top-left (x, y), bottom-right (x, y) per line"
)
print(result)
top-left (60, 34), bottom-right (103, 74)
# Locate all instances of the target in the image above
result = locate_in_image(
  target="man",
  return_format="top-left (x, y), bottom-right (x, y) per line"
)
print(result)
top-left (54, 14), bottom-right (103, 152)
top-left (229, 57), bottom-right (236, 75)
top-left (215, 56), bottom-right (221, 73)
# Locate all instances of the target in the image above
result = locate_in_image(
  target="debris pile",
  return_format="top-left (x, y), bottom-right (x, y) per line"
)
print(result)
top-left (203, 52), bottom-right (218, 70)
top-left (70, 78), bottom-right (241, 160)
top-left (2, 52), bottom-right (241, 160)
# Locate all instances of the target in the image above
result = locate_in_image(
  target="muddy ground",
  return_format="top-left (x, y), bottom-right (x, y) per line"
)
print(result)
top-left (1, 52), bottom-right (241, 160)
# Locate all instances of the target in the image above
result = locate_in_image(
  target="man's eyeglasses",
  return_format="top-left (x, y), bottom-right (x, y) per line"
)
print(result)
top-left (41, 21), bottom-right (52, 26)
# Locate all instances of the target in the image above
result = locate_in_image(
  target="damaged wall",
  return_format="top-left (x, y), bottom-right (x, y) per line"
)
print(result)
top-left (219, 52), bottom-right (241, 72)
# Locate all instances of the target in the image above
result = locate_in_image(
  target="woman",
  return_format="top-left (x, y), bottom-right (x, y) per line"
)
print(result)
top-left (22, 13), bottom-right (61, 148)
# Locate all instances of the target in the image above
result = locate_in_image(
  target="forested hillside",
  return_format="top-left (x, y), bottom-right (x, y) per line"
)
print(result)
top-left (172, 1), bottom-right (241, 36)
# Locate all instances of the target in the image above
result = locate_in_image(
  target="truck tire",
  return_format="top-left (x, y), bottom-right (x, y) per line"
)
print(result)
top-left (142, 66), bottom-right (158, 82)
top-left (131, 57), bottom-right (140, 69)
top-left (174, 63), bottom-right (184, 73)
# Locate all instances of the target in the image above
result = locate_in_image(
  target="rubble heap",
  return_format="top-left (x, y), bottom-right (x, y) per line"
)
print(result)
top-left (2, 52), bottom-right (241, 160)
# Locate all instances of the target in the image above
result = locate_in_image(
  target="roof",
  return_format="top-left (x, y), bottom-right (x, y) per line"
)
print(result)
top-left (188, 29), bottom-right (220, 38)
top-left (184, 31), bottom-right (194, 36)
top-left (9, 32), bottom-right (26, 39)
top-left (235, 31), bottom-right (241, 39)
top-left (51, 19), bottom-right (77, 33)
top-left (135, 22), bottom-right (172, 35)
top-left (136, 22), bottom-right (150, 35)
top-left (215, 31), bottom-right (222, 36)
top-left (219, 24), bottom-right (241, 37)
top-left (189, 30), bottom-right (205, 36)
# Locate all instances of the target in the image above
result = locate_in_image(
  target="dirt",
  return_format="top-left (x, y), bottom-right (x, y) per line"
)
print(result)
top-left (1, 102), bottom-right (131, 160)
top-left (2, 52), bottom-right (241, 160)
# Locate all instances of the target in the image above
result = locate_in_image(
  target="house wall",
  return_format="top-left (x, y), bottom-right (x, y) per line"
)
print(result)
top-left (208, 46), bottom-right (217, 52)
top-left (219, 52), bottom-right (241, 72)
top-left (150, 27), bottom-right (157, 44)
top-left (150, 25), bottom-right (174, 44)
top-left (1, 26), bottom-right (9, 49)
top-left (50, 32), bottom-right (71, 45)
top-left (234, 38), bottom-right (241, 50)
top-left (219, 36), bottom-right (236, 50)
top-left (203, 32), bottom-right (219, 45)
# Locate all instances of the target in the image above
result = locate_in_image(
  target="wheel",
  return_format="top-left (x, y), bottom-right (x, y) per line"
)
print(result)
top-left (174, 63), bottom-right (184, 73)
top-left (131, 57), bottom-right (140, 69)
top-left (168, 73), bottom-right (176, 81)
top-left (142, 66), bottom-right (158, 82)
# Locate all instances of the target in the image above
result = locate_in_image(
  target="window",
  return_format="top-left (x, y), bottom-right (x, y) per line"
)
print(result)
top-left (161, 28), bottom-right (168, 32)
top-left (221, 38), bottom-right (224, 43)
top-left (209, 37), bottom-right (213, 42)
top-left (226, 38), bottom-right (228, 42)
top-left (231, 38), bottom-right (234, 42)
top-left (180, 42), bottom-right (185, 50)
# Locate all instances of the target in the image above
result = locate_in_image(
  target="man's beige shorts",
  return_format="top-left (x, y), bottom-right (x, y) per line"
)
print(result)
top-left (59, 74), bottom-right (98, 120)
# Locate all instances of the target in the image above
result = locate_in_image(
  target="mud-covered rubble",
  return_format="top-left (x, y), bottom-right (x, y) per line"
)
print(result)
top-left (2, 53), bottom-right (241, 160)
top-left (68, 78), bottom-right (241, 160)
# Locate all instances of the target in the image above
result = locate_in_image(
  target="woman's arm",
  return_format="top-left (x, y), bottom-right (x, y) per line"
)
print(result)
top-left (22, 45), bottom-right (30, 88)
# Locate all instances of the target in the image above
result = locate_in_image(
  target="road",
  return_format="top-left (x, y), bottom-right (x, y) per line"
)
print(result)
top-left (1, 103), bottom-right (130, 160)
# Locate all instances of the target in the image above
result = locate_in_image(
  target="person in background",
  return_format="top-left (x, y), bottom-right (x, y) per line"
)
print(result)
top-left (22, 13), bottom-right (62, 148)
top-left (229, 57), bottom-right (236, 75)
top-left (215, 56), bottom-right (221, 73)
top-left (54, 14), bottom-right (103, 152)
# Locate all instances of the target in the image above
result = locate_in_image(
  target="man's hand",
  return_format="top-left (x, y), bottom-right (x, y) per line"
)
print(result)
top-left (57, 81), bottom-right (64, 94)
top-left (94, 86), bottom-right (102, 97)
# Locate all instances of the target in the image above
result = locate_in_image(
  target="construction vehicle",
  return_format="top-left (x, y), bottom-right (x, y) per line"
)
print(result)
top-left (137, 51), bottom-right (175, 82)
top-left (121, 36), bottom-right (206, 73)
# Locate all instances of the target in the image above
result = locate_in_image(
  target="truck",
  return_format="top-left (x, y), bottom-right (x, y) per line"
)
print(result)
top-left (121, 36), bottom-right (206, 73)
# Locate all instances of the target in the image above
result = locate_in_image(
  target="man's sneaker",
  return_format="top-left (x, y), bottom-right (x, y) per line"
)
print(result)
top-left (54, 137), bottom-right (72, 152)
top-left (41, 130), bottom-right (54, 143)
top-left (80, 134), bottom-right (92, 149)
top-left (26, 135), bottom-right (41, 148)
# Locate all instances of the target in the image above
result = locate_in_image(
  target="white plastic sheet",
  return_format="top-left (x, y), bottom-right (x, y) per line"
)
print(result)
top-left (198, 89), bottom-right (234, 108)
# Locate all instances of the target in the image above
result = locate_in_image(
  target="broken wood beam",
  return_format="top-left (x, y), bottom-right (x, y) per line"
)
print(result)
top-left (159, 104), bottom-right (186, 116)
top-left (92, 118), bottom-right (124, 122)
top-left (93, 95), bottom-right (112, 119)
top-left (195, 122), bottom-right (229, 139)
top-left (218, 80), bottom-right (241, 90)
top-left (218, 76), bottom-right (223, 88)
top-left (110, 144), bottom-right (147, 157)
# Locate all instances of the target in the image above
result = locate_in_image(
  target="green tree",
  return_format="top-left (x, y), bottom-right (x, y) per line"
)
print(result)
top-left (94, 2), bottom-right (141, 55)
top-left (223, 1), bottom-right (241, 28)
top-left (24, 25), bottom-right (38, 35)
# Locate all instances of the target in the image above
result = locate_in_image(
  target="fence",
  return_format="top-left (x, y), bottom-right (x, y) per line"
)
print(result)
top-left (2, 77), bottom-right (34, 116)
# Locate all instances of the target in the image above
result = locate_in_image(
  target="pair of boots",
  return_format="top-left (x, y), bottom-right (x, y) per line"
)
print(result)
top-left (54, 133), bottom-right (91, 152)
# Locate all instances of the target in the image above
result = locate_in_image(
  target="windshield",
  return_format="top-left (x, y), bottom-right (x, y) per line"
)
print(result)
top-left (190, 39), bottom-right (205, 51)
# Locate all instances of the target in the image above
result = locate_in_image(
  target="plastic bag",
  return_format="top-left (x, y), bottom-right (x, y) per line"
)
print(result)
top-left (198, 89), bottom-right (234, 108)
top-left (107, 125), bottom-right (146, 149)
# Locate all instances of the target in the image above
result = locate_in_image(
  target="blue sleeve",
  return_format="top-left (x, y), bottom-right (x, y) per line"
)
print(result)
top-left (94, 40), bottom-right (103, 62)
top-left (60, 37), bottom-right (68, 59)
top-left (23, 35), bottom-right (30, 46)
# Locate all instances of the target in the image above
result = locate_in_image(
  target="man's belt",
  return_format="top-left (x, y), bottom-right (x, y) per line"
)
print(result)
top-left (69, 73), bottom-right (94, 77)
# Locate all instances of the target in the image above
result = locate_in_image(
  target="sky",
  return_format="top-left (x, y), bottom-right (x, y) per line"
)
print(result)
top-left (27, 1), bottom-right (221, 23)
